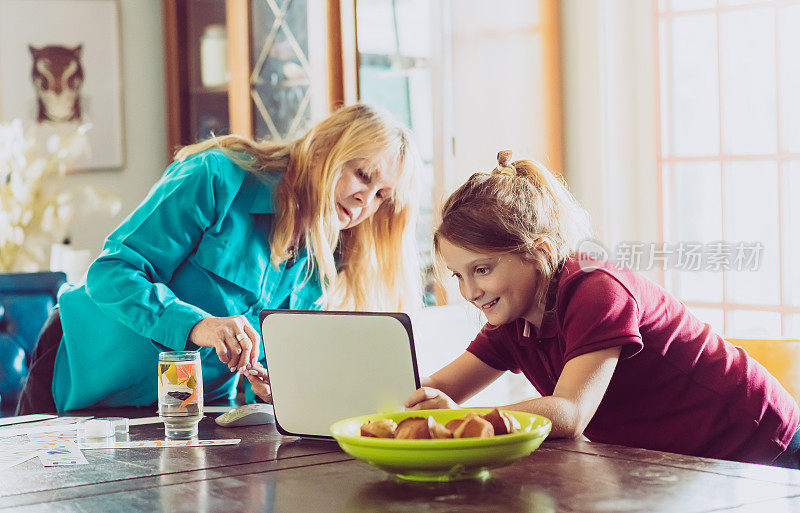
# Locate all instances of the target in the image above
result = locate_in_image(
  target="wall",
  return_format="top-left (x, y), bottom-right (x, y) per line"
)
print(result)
top-left (561, 0), bottom-right (660, 281)
top-left (62, 0), bottom-right (167, 258)
top-left (449, 1), bottom-right (548, 186)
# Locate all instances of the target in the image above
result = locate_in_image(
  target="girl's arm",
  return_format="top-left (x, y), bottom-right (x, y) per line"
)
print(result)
top-left (405, 345), bottom-right (621, 439)
top-left (405, 352), bottom-right (504, 409)
top-left (505, 346), bottom-right (621, 438)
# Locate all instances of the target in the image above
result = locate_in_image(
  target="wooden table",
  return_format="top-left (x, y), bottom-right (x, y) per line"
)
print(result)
top-left (2, 408), bottom-right (800, 512)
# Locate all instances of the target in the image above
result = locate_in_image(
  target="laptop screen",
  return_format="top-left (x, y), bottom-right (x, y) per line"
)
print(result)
top-left (259, 310), bottom-right (421, 438)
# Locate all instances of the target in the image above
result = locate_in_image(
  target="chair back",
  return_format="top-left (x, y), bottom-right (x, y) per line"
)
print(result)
top-left (726, 338), bottom-right (800, 402)
top-left (0, 272), bottom-right (66, 415)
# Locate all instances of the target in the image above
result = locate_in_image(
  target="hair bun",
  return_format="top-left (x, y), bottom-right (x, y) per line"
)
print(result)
top-left (497, 150), bottom-right (512, 167)
top-left (493, 150), bottom-right (516, 177)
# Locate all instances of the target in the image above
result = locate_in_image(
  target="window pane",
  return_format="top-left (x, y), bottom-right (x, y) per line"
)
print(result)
top-left (720, 0), bottom-right (773, 5)
top-left (671, 162), bottom-right (723, 302)
top-left (688, 306), bottom-right (725, 336)
top-left (719, 8), bottom-right (777, 155)
top-left (671, 14), bottom-right (719, 156)
top-left (356, 0), bottom-right (436, 304)
top-left (784, 163), bottom-right (800, 307)
top-left (250, 0), bottom-right (312, 140)
top-left (659, 18), bottom-right (670, 157)
top-left (395, 0), bottom-right (431, 57)
top-left (724, 162), bottom-right (780, 305)
top-left (670, 0), bottom-right (715, 10)
top-left (785, 315), bottom-right (800, 338)
top-left (662, 163), bottom-right (672, 245)
top-left (408, 70), bottom-right (433, 161)
top-left (779, 6), bottom-right (800, 153)
top-left (726, 310), bottom-right (781, 338)
top-left (355, 0), bottom-right (397, 54)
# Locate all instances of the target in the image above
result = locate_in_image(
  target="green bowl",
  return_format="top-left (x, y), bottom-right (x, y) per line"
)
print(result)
top-left (330, 408), bottom-right (552, 482)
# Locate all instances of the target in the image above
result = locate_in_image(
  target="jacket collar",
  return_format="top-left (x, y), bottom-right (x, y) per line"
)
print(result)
top-left (248, 173), bottom-right (279, 214)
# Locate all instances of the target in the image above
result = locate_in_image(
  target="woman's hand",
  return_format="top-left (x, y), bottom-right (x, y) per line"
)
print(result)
top-left (404, 387), bottom-right (461, 410)
top-left (189, 315), bottom-right (260, 372)
top-left (243, 362), bottom-right (271, 403)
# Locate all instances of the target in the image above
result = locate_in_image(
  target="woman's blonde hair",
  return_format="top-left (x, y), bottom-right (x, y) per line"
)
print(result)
top-left (175, 104), bottom-right (422, 311)
top-left (434, 150), bottom-right (592, 306)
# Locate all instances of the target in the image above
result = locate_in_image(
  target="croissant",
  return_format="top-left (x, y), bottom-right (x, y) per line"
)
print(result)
top-left (480, 408), bottom-right (520, 435)
top-left (360, 418), bottom-right (397, 438)
top-left (452, 414), bottom-right (494, 438)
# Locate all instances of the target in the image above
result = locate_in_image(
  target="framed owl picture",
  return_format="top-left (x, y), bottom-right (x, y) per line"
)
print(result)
top-left (0, 0), bottom-right (124, 171)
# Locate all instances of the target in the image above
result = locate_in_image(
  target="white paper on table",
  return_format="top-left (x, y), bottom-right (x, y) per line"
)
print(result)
top-left (0, 435), bottom-right (81, 470)
top-left (0, 416), bottom-right (92, 439)
top-left (0, 435), bottom-right (38, 470)
top-left (0, 414), bottom-right (57, 427)
top-left (27, 431), bottom-right (78, 444)
top-left (38, 441), bottom-right (88, 467)
top-left (79, 438), bottom-right (241, 449)
top-left (32, 417), bottom-right (92, 427)
top-left (0, 451), bottom-right (37, 470)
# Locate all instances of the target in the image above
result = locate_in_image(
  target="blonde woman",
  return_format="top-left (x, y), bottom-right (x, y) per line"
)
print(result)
top-left (405, 150), bottom-right (800, 468)
top-left (17, 104), bottom-right (422, 413)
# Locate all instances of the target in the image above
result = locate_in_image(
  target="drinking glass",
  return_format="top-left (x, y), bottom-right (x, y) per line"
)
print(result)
top-left (157, 351), bottom-right (203, 439)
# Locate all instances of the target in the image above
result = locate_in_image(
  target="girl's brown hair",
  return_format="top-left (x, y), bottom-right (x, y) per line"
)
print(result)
top-left (175, 104), bottom-right (422, 311)
top-left (434, 150), bottom-right (591, 306)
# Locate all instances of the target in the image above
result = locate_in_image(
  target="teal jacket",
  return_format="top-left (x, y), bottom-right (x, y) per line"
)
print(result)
top-left (53, 150), bottom-right (322, 411)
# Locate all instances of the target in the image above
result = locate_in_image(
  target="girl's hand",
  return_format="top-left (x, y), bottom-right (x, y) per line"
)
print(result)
top-left (242, 362), bottom-right (271, 403)
top-left (404, 387), bottom-right (460, 410)
top-left (189, 315), bottom-right (260, 372)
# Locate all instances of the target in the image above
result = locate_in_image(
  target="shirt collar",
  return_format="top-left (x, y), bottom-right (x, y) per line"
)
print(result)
top-left (521, 261), bottom-right (564, 341)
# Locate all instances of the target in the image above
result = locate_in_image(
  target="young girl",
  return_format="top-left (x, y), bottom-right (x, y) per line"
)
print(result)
top-left (404, 150), bottom-right (800, 468)
top-left (17, 104), bottom-right (422, 414)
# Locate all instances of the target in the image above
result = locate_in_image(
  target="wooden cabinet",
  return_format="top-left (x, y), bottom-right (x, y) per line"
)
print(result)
top-left (162, 0), bottom-right (352, 155)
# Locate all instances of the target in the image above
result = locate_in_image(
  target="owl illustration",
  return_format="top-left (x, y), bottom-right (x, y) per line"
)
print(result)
top-left (28, 44), bottom-right (84, 123)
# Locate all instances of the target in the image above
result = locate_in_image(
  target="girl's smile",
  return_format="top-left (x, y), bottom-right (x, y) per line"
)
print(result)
top-left (479, 297), bottom-right (499, 311)
top-left (439, 238), bottom-right (542, 326)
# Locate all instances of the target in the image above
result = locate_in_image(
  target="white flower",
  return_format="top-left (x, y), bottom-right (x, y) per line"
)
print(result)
top-left (0, 118), bottom-right (120, 272)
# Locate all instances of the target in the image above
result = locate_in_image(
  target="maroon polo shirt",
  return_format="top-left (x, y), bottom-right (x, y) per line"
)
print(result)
top-left (467, 255), bottom-right (799, 463)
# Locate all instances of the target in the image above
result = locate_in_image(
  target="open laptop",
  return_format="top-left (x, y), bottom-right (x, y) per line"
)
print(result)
top-left (259, 309), bottom-right (421, 439)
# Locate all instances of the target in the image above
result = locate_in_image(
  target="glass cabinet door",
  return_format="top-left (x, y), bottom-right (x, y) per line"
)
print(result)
top-left (163, 0), bottom-right (331, 150)
top-left (250, 0), bottom-right (327, 140)
top-left (163, 0), bottom-right (232, 146)
top-left (188, 1), bottom-right (231, 142)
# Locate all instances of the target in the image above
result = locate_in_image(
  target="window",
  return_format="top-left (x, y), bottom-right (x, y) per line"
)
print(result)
top-left (355, 0), bottom-right (438, 305)
top-left (657, 0), bottom-right (800, 337)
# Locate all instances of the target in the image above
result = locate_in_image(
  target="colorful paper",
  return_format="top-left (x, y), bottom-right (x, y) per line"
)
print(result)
top-left (79, 438), bottom-right (241, 449)
top-left (37, 441), bottom-right (88, 467)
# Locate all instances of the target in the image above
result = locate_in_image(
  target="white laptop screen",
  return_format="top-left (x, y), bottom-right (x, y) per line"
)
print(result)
top-left (259, 310), bottom-right (421, 438)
